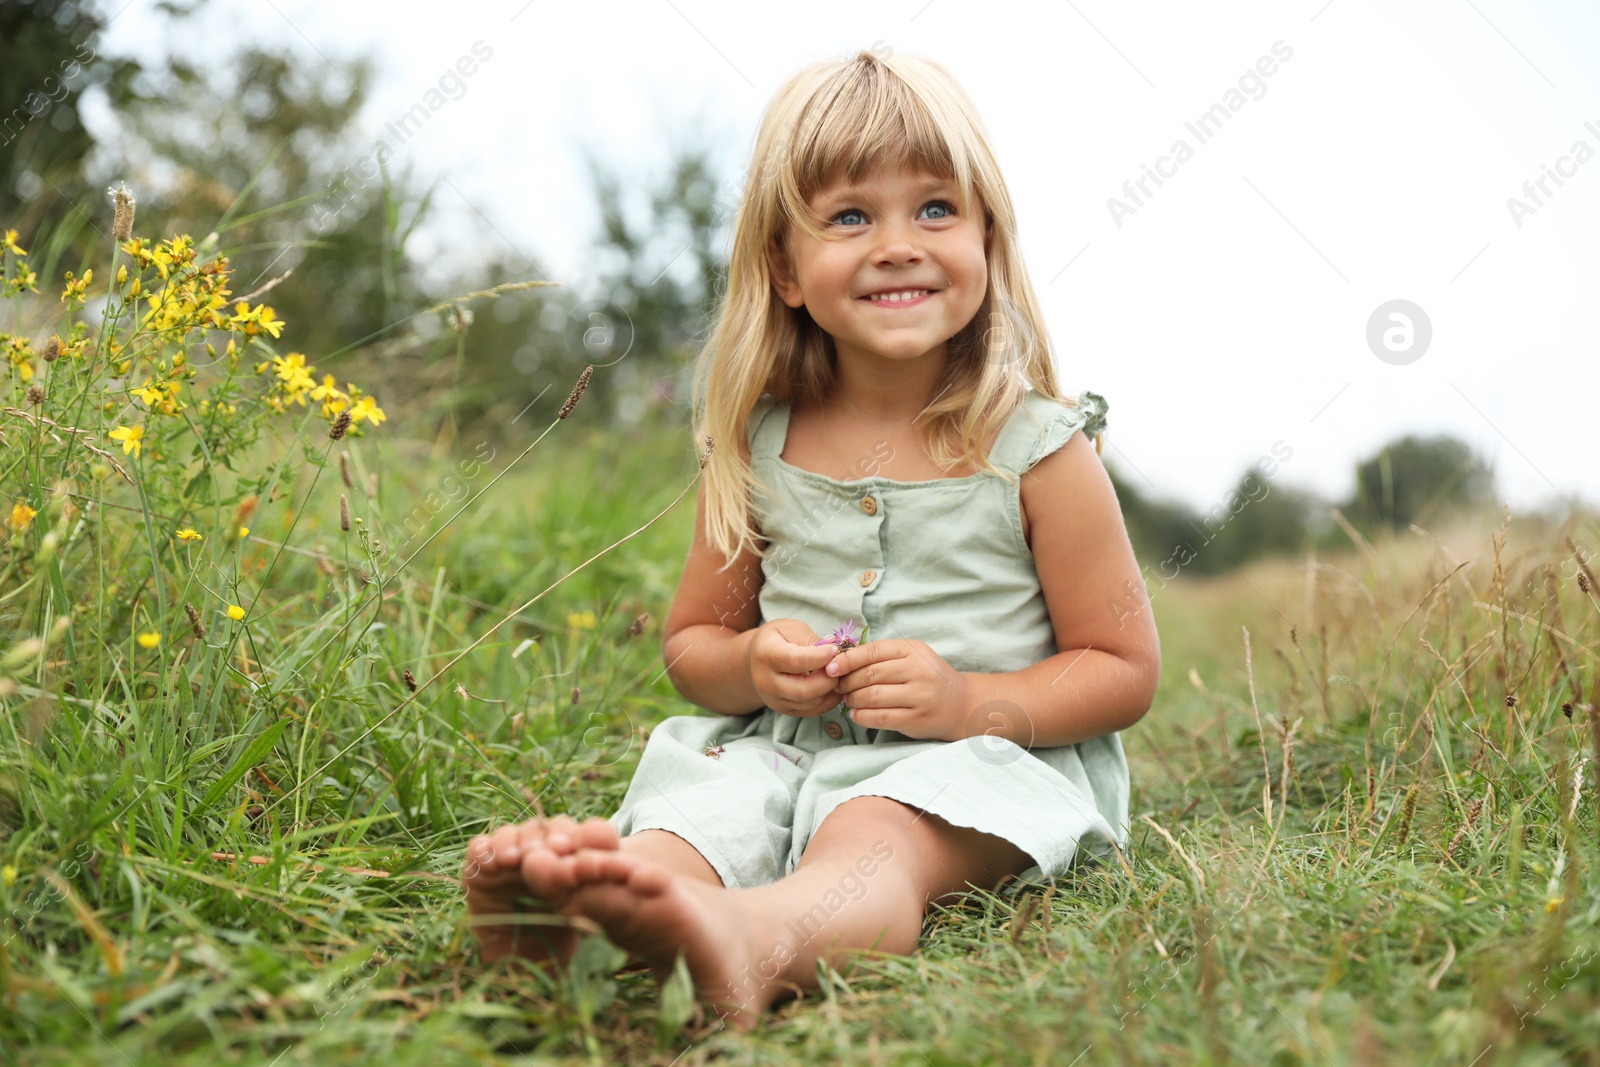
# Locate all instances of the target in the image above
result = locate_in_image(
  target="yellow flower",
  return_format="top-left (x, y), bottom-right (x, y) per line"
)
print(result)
top-left (270, 352), bottom-right (314, 394)
top-left (310, 374), bottom-right (347, 403)
top-left (136, 632), bottom-right (161, 649)
top-left (255, 305), bottom-right (284, 339)
top-left (238, 526), bottom-right (250, 538)
top-left (3, 229), bottom-right (25, 255)
top-left (231, 301), bottom-right (285, 339)
top-left (567, 610), bottom-right (598, 630)
top-left (349, 394), bottom-right (386, 426)
top-left (175, 528), bottom-right (202, 541)
top-left (117, 263), bottom-right (128, 284)
top-left (1, 865), bottom-right (16, 887)
top-left (226, 604), bottom-right (245, 621)
top-left (108, 425), bottom-right (144, 458)
top-left (132, 380), bottom-right (164, 407)
top-left (8, 503), bottom-right (36, 533)
top-left (60, 269), bottom-right (91, 305)
top-left (1546, 896), bottom-right (1564, 913)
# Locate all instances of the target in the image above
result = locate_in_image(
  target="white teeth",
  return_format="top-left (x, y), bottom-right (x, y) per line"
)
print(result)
top-left (864, 289), bottom-right (930, 302)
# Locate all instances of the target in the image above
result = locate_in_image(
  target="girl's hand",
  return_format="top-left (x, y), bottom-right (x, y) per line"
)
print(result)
top-left (748, 619), bottom-right (846, 718)
top-left (824, 639), bottom-right (972, 740)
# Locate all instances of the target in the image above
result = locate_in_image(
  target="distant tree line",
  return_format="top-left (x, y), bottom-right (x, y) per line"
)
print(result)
top-left (1111, 434), bottom-right (1500, 577)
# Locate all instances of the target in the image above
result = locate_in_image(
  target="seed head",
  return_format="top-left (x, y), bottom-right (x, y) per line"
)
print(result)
top-left (1504, 694), bottom-right (1517, 708)
top-left (107, 182), bottom-right (137, 241)
top-left (700, 434), bottom-right (715, 469)
top-left (339, 493), bottom-right (350, 531)
top-left (1395, 781), bottom-right (1420, 847)
top-left (41, 333), bottom-right (61, 362)
top-left (184, 602), bottom-right (206, 639)
top-left (627, 611), bottom-right (649, 637)
top-left (403, 669), bottom-right (418, 692)
top-left (25, 383), bottom-right (44, 406)
top-left (1580, 572), bottom-right (1591, 593)
top-left (366, 470), bottom-right (378, 499)
top-left (339, 451), bottom-right (353, 488)
top-left (329, 409), bottom-right (351, 440)
top-left (558, 365), bottom-right (593, 419)
top-left (570, 686), bottom-right (580, 705)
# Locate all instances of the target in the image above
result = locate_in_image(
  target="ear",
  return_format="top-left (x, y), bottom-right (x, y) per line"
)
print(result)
top-left (768, 234), bottom-right (806, 309)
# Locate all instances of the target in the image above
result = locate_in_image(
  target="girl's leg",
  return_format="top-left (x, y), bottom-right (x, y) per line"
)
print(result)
top-left (463, 819), bottom-right (723, 965)
top-left (555, 794), bottom-right (1035, 1027)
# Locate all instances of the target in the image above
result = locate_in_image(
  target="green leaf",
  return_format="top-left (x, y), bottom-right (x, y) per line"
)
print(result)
top-left (655, 949), bottom-right (695, 1049)
top-left (195, 718), bottom-right (289, 814)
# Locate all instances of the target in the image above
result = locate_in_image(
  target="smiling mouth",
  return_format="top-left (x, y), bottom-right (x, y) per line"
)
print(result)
top-left (859, 289), bottom-right (936, 304)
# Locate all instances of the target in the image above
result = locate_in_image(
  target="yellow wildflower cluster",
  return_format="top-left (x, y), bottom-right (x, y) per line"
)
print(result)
top-left (256, 352), bottom-right (386, 428)
top-left (121, 236), bottom-right (232, 336)
top-left (4, 334), bottom-right (36, 382)
top-left (60, 269), bottom-right (92, 308)
top-left (132, 378), bottom-right (183, 415)
top-left (3, 228), bottom-right (38, 296)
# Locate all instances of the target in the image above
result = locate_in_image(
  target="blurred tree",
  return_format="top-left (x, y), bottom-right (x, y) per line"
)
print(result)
top-left (574, 137), bottom-right (724, 426)
top-left (1344, 434), bottom-right (1495, 531)
top-left (1111, 464), bottom-right (1328, 579)
top-left (0, 0), bottom-right (163, 230)
top-left (91, 44), bottom-right (431, 360)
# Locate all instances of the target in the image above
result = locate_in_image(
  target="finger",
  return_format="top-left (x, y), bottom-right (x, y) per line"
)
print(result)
top-left (832, 660), bottom-right (899, 695)
top-left (785, 641), bottom-right (838, 674)
top-left (823, 639), bottom-right (896, 679)
top-left (840, 681), bottom-right (903, 710)
top-left (846, 705), bottom-right (908, 731)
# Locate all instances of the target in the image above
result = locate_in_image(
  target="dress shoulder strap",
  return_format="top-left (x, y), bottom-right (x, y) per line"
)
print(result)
top-left (988, 389), bottom-right (1110, 476)
top-left (746, 393), bottom-right (788, 461)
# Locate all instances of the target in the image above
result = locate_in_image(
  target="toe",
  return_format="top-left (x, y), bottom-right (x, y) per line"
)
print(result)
top-left (478, 823), bottom-right (526, 868)
top-left (544, 813), bottom-right (581, 852)
top-left (522, 847), bottom-right (578, 899)
top-left (574, 817), bottom-right (621, 851)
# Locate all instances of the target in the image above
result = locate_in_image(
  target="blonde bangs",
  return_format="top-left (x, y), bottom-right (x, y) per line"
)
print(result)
top-left (777, 61), bottom-right (984, 242)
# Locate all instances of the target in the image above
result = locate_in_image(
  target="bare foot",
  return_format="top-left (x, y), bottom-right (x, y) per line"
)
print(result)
top-left (563, 848), bottom-right (786, 1030)
top-left (462, 814), bottom-right (620, 966)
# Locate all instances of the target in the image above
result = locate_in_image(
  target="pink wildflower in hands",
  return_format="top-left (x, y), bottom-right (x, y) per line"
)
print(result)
top-left (814, 618), bottom-right (864, 651)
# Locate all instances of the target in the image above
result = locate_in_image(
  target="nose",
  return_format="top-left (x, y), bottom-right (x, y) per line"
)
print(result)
top-left (871, 225), bottom-right (923, 266)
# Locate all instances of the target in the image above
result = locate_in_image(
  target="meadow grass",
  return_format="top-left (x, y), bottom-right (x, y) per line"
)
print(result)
top-left (2, 227), bottom-right (1597, 1065)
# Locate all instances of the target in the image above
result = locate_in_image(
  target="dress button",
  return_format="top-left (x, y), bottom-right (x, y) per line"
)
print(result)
top-left (861, 495), bottom-right (877, 515)
top-left (860, 569), bottom-right (876, 587)
top-left (824, 721), bottom-right (845, 740)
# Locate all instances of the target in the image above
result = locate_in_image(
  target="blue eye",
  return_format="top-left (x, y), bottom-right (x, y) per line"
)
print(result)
top-left (829, 200), bottom-right (956, 226)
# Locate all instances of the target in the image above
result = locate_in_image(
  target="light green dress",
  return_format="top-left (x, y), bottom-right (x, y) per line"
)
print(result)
top-left (607, 388), bottom-right (1131, 893)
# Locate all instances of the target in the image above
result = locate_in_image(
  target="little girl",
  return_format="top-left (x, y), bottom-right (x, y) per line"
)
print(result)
top-left (461, 47), bottom-right (1161, 1028)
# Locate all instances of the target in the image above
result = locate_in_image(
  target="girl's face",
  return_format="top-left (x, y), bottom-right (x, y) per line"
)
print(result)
top-left (771, 162), bottom-right (989, 370)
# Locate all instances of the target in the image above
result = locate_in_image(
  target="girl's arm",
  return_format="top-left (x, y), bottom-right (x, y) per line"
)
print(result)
top-left (978, 425), bottom-right (1161, 745)
top-left (660, 482), bottom-right (768, 716)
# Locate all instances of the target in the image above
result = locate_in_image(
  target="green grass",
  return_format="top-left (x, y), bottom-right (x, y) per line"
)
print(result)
top-left (3, 404), bottom-right (1598, 1065)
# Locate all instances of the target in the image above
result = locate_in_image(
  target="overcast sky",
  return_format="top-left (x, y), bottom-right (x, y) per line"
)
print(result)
top-left (96, 0), bottom-right (1599, 519)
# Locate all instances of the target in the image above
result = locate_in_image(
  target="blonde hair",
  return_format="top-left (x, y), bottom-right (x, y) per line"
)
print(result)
top-left (691, 48), bottom-right (1093, 569)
